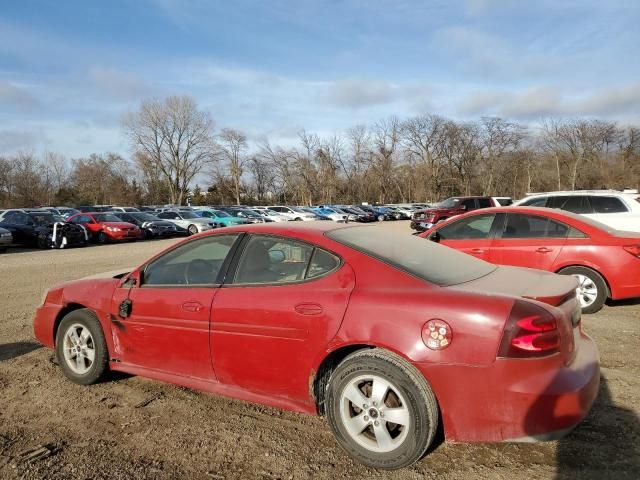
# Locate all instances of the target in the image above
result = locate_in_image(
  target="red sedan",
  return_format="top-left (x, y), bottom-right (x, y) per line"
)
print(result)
top-left (33, 223), bottom-right (598, 469)
top-left (421, 206), bottom-right (640, 314)
top-left (67, 212), bottom-right (142, 243)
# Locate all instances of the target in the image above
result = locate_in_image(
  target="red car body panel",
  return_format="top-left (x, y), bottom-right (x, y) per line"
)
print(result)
top-left (421, 206), bottom-right (640, 301)
top-left (66, 213), bottom-right (142, 241)
top-left (33, 222), bottom-right (600, 444)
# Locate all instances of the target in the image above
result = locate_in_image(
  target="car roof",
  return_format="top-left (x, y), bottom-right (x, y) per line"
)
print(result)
top-left (522, 190), bottom-right (638, 197)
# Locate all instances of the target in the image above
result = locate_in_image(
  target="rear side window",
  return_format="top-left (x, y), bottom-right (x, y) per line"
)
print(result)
top-left (477, 198), bottom-right (492, 208)
top-left (502, 214), bottom-right (569, 239)
top-left (461, 199), bottom-right (476, 210)
top-left (520, 197), bottom-right (548, 207)
top-left (590, 196), bottom-right (628, 213)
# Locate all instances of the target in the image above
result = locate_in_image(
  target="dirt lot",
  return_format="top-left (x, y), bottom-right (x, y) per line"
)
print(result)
top-left (1, 221), bottom-right (638, 480)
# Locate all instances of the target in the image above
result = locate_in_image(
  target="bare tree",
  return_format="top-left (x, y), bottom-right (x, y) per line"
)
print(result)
top-left (122, 96), bottom-right (215, 205)
top-left (218, 128), bottom-right (248, 205)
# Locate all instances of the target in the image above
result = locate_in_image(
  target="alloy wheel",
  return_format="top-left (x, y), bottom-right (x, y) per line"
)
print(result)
top-left (339, 374), bottom-right (411, 453)
top-left (62, 323), bottom-right (95, 375)
top-left (574, 273), bottom-right (598, 308)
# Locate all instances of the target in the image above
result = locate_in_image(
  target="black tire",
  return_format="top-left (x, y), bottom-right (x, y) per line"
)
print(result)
top-left (187, 224), bottom-right (198, 236)
top-left (97, 231), bottom-right (107, 244)
top-left (325, 348), bottom-right (438, 470)
top-left (558, 266), bottom-right (607, 314)
top-left (36, 235), bottom-right (48, 249)
top-left (55, 309), bottom-right (109, 385)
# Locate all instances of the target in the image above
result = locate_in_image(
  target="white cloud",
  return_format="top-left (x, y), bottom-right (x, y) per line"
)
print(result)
top-left (0, 81), bottom-right (39, 109)
top-left (323, 78), bottom-right (395, 109)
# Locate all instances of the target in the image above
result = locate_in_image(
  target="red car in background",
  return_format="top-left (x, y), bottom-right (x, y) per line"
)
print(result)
top-left (421, 206), bottom-right (640, 313)
top-left (410, 196), bottom-right (501, 232)
top-left (34, 223), bottom-right (598, 469)
top-left (67, 212), bottom-right (142, 243)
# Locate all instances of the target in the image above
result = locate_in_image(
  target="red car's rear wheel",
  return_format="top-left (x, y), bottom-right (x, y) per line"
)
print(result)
top-left (326, 348), bottom-right (439, 470)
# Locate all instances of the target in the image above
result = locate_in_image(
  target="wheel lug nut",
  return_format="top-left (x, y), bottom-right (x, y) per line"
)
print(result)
top-left (372, 401), bottom-right (377, 406)
top-left (380, 412), bottom-right (384, 418)
top-left (363, 415), bottom-right (369, 421)
top-left (363, 404), bottom-right (368, 409)
top-left (374, 420), bottom-right (379, 426)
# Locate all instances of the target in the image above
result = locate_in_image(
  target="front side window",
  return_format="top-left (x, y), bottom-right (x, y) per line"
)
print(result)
top-left (502, 214), bottom-right (569, 239)
top-left (521, 196), bottom-right (548, 207)
top-left (461, 199), bottom-right (476, 210)
top-left (233, 235), bottom-right (338, 284)
top-left (436, 214), bottom-right (496, 240)
top-left (143, 234), bottom-right (240, 286)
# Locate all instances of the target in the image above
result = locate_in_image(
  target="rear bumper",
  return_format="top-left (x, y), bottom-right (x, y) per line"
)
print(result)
top-left (416, 330), bottom-right (600, 442)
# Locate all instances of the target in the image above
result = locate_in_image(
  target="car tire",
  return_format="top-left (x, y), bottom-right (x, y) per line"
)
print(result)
top-left (97, 231), bottom-right (107, 244)
top-left (325, 348), bottom-right (438, 470)
top-left (187, 224), bottom-right (198, 236)
top-left (55, 309), bottom-right (109, 385)
top-left (558, 266), bottom-right (607, 314)
top-left (377, 215), bottom-right (384, 222)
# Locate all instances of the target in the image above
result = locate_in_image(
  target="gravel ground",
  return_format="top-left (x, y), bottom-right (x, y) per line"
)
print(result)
top-left (0, 222), bottom-right (638, 479)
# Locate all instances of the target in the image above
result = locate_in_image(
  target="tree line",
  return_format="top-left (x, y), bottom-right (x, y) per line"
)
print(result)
top-left (1, 95), bottom-right (639, 208)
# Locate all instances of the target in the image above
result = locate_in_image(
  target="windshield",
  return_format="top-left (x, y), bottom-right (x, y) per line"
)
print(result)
top-left (235, 209), bottom-right (259, 217)
top-left (290, 207), bottom-right (306, 213)
top-left (327, 226), bottom-right (496, 286)
top-left (439, 198), bottom-right (460, 208)
top-left (30, 213), bottom-right (55, 225)
top-left (212, 210), bottom-right (230, 218)
top-left (179, 211), bottom-right (198, 219)
top-left (94, 213), bottom-right (123, 222)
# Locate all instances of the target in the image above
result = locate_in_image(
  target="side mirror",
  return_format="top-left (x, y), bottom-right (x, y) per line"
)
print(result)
top-left (121, 270), bottom-right (142, 288)
top-left (460, 205), bottom-right (467, 211)
top-left (429, 231), bottom-right (441, 243)
top-left (268, 249), bottom-right (286, 263)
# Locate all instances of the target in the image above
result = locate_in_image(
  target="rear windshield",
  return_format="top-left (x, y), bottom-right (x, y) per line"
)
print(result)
top-left (327, 226), bottom-right (496, 286)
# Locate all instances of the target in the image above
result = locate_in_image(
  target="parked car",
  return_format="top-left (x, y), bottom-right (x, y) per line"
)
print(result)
top-left (67, 212), bottom-right (142, 243)
top-left (110, 207), bottom-right (140, 213)
top-left (267, 206), bottom-right (318, 221)
top-left (513, 189), bottom-right (640, 232)
top-left (34, 223), bottom-right (598, 470)
top-left (0, 209), bottom-right (88, 249)
top-left (251, 208), bottom-right (290, 222)
top-left (0, 226), bottom-right (13, 252)
top-left (358, 205), bottom-right (395, 221)
top-left (112, 212), bottom-right (181, 238)
top-left (411, 196), bottom-right (501, 232)
top-left (337, 206), bottom-right (375, 222)
top-left (421, 206), bottom-right (640, 313)
top-left (155, 210), bottom-right (216, 235)
top-left (218, 207), bottom-right (274, 223)
top-left (192, 208), bottom-right (248, 227)
top-left (77, 205), bottom-right (113, 213)
top-left (53, 207), bottom-right (80, 219)
top-left (312, 207), bottom-right (347, 222)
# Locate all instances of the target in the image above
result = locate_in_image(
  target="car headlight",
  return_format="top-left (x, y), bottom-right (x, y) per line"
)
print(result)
top-left (107, 227), bottom-right (120, 232)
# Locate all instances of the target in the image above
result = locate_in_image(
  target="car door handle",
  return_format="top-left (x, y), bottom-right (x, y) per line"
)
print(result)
top-left (294, 303), bottom-right (323, 315)
top-left (536, 247), bottom-right (552, 253)
top-left (471, 248), bottom-right (485, 254)
top-left (182, 301), bottom-right (203, 313)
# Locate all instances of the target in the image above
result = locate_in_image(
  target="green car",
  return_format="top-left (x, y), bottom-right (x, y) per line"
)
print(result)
top-left (193, 208), bottom-right (248, 227)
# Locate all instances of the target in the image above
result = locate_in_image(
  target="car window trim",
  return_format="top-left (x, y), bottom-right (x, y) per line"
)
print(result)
top-left (223, 233), bottom-right (343, 288)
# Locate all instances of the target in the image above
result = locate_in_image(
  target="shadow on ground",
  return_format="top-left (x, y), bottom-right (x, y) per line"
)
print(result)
top-left (0, 341), bottom-right (42, 361)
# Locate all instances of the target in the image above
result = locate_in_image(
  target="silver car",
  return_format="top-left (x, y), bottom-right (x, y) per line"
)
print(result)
top-left (0, 227), bottom-right (12, 252)
top-left (155, 210), bottom-right (216, 235)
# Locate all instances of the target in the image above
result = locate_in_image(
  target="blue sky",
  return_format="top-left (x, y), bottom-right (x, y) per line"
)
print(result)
top-left (1, 0), bottom-right (639, 157)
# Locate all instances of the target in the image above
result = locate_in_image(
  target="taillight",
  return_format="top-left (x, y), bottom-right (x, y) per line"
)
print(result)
top-left (498, 300), bottom-right (560, 358)
top-left (623, 244), bottom-right (640, 258)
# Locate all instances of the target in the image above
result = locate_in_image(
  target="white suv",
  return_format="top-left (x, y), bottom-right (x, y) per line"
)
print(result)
top-left (513, 190), bottom-right (640, 232)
